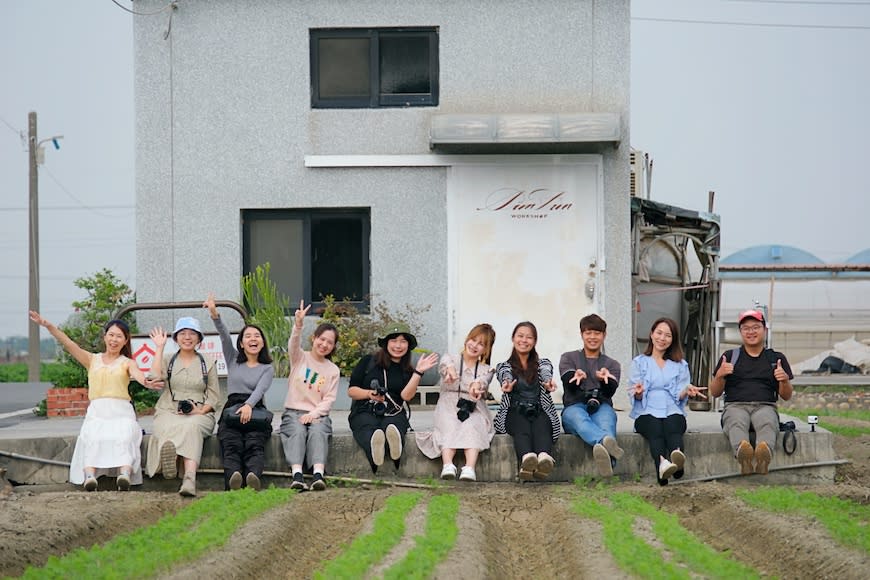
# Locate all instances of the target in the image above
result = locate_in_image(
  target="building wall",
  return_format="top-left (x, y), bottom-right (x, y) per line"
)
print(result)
top-left (134, 0), bottom-right (631, 362)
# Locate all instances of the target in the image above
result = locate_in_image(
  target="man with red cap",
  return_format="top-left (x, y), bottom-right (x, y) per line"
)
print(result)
top-left (710, 309), bottom-right (794, 475)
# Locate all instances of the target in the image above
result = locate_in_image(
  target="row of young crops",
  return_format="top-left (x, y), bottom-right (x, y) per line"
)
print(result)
top-left (16, 482), bottom-right (870, 579)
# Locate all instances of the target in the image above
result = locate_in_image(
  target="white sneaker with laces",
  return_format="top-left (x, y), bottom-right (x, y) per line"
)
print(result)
top-left (459, 466), bottom-right (477, 482)
top-left (371, 429), bottom-right (386, 466)
top-left (441, 464), bottom-right (457, 480)
top-left (659, 458), bottom-right (679, 481)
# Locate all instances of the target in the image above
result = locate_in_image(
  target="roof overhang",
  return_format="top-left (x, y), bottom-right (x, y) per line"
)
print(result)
top-left (429, 112), bottom-right (621, 147)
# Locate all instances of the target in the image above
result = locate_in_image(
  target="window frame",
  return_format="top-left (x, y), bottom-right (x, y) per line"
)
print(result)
top-left (242, 208), bottom-right (371, 313)
top-left (310, 27), bottom-right (439, 109)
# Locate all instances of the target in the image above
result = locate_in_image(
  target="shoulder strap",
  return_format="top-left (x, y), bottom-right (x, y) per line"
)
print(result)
top-left (166, 351), bottom-right (209, 402)
top-left (730, 348), bottom-right (740, 365)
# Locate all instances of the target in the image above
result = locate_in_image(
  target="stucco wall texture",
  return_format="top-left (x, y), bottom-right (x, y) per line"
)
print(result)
top-left (134, 0), bottom-right (631, 363)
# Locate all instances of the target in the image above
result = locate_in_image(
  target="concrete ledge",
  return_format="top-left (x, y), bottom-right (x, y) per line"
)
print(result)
top-left (0, 429), bottom-right (838, 489)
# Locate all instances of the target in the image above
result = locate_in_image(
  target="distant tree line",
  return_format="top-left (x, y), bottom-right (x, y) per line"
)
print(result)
top-left (0, 337), bottom-right (57, 362)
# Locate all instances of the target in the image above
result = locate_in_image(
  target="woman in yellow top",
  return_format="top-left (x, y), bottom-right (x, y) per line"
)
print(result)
top-left (29, 311), bottom-right (152, 491)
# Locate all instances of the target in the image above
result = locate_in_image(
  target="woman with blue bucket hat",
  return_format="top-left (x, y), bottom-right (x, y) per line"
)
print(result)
top-left (146, 316), bottom-right (222, 496)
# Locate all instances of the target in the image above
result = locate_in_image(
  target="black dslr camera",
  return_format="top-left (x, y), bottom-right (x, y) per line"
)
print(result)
top-left (583, 388), bottom-right (601, 414)
top-left (370, 380), bottom-right (388, 416)
top-left (515, 400), bottom-right (540, 419)
top-left (456, 398), bottom-right (476, 422)
top-left (177, 400), bottom-right (194, 415)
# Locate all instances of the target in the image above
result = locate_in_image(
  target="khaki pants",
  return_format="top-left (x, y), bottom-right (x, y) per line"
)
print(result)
top-left (721, 402), bottom-right (779, 456)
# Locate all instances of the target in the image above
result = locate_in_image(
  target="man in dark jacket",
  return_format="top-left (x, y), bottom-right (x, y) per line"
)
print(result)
top-left (559, 314), bottom-right (623, 477)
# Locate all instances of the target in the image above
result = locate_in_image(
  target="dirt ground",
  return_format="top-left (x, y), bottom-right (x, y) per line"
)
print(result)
top-left (2, 432), bottom-right (870, 579)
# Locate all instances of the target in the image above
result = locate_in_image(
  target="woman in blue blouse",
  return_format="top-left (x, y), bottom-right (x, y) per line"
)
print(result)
top-left (628, 318), bottom-right (706, 485)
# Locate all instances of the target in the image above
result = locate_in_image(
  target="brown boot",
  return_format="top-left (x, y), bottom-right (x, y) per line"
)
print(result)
top-left (737, 440), bottom-right (755, 475)
top-left (754, 441), bottom-right (772, 475)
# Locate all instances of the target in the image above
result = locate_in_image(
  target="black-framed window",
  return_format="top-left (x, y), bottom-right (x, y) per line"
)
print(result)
top-left (242, 209), bottom-right (371, 311)
top-left (310, 27), bottom-right (439, 108)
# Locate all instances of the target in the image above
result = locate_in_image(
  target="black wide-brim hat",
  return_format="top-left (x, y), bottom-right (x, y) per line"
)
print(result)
top-left (377, 322), bottom-right (418, 351)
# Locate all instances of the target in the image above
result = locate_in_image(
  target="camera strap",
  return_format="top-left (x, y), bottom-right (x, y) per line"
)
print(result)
top-left (166, 351), bottom-right (208, 404)
top-left (381, 369), bottom-right (404, 417)
top-left (457, 358), bottom-right (480, 396)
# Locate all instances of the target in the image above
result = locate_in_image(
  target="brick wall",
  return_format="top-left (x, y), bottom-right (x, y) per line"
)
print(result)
top-left (46, 387), bottom-right (89, 417)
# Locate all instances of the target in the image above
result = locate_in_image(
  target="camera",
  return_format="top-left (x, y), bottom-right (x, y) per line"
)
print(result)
top-left (371, 380), bottom-right (388, 416)
top-left (515, 400), bottom-right (540, 419)
top-left (456, 398), bottom-right (476, 422)
top-left (808, 415), bottom-right (819, 432)
top-left (584, 388), bottom-right (601, 414)
top-left (177, 400), bottom-right (194, 415)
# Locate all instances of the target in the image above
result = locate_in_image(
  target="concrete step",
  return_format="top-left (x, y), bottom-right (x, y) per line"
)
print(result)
top-left (0, 428), bottom-right (839, 490)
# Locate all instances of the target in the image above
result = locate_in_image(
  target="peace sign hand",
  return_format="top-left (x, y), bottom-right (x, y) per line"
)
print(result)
top-left (295, 299), bottom-right (311, 327)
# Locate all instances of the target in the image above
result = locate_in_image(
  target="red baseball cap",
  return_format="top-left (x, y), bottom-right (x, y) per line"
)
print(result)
top-left (738, 309), bottom-right (765, 325)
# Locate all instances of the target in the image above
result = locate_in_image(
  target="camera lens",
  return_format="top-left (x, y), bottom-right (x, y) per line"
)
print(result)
top-left (178, 400), bottom-right (193, 414)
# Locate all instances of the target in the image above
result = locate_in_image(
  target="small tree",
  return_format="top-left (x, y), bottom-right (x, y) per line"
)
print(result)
top-left (54, 268), bottom-right (137, 388)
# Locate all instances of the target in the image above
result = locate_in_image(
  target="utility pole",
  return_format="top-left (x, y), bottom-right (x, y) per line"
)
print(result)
top-left (28, 112), bottom-right (40, 382)
top-left (27, 111), bottom-right (63, 382)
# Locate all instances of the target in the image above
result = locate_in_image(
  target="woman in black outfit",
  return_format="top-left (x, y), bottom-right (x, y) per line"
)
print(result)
top-left (347, 323), bottom-right (438, 472)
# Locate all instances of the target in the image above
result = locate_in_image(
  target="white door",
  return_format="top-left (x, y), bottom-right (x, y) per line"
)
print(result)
top-left (447, 156), bottom-right (604, 375)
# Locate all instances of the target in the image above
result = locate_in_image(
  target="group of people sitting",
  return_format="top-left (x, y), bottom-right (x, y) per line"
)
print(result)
top-left (28, 302), bottom-right (793, 493)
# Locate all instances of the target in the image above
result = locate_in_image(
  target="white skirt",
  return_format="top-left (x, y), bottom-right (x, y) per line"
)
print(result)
top-left (69, 398), bottom-right (143, 485)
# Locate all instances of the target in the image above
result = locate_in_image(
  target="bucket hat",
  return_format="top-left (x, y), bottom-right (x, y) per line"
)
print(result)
top-left (377, 322), bottom-right (418, 351)
top-left (173, 316), bottom-right (204, 342)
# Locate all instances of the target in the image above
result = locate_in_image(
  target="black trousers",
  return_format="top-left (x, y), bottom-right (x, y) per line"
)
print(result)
top-left (217, 394), bottom-right (272, 490)
top-left (634, 413), bottom-right (687, 482)
top-left (349, 410), bottom-right (410, 472)
top-left (505, 408), bottom-right (553, 463)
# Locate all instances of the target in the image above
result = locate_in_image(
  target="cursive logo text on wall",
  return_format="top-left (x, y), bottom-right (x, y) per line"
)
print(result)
top-left (476, 188), bottom-right (573, 219)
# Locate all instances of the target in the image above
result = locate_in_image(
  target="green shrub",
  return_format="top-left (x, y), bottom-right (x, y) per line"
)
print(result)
top-left (319, 295), bottom-right (430, 377)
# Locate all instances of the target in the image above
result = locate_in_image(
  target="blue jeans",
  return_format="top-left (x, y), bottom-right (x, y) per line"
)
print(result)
top-left (562, 402), bottom-right (617, 447)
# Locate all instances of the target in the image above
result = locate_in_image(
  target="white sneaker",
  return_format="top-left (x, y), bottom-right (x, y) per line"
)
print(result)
top-left (519, 452), bottom-right (538, 480)
top-left (441, 463), bottom-right (457, 480)
top-left (371, 429), bottom-right (386, 466)
top-left (593, 443), bottom-right (613, 477)
top-left (385, 424), bottom-right (403, 460)
top-left (659, 458), bottom-right (679, 481)
top-left (83, 476), bottom-right (98, 492)
top-left (670, 449), bottom-right (686, 471)
top-left (459, 466), bottom-right (477, 482)
top-left (535, 452), bottom-right (555, 480)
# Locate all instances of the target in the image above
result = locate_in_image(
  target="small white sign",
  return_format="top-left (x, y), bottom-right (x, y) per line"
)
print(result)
top-left (131, 334), bottom-right (236, 377)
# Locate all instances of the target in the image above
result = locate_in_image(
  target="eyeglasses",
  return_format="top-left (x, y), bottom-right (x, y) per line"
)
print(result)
top-left (740, 325), bottom-right (764, 333)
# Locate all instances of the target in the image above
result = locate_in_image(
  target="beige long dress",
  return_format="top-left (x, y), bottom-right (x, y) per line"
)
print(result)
top-left (145, 353), bottom-right (222, 477)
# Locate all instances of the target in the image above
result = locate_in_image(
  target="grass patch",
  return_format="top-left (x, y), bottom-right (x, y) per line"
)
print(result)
top-left (796, 407), bottom-right (870, 437)
top-left (798, 407), bottom-right (870, 423)
top-left (737, 487), bottom-right (870, 553)
top-left (383, 494), bottom-right (459, 580)
top-left (314, 491), bottom-right (423, 579)
top-left (21, 488), bottom-right (295, 579)
top-left (572, 490), bottom-right (759, 579)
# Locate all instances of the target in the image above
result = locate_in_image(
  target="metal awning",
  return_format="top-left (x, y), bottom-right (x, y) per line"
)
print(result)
top-left (429, 112), bottom-right (621, 146)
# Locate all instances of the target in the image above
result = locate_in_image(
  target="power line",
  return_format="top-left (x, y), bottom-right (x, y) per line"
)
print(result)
top-left (41, 167), bottom-right (135, 217)
top-left (0, 206), bottom-right (134, 212)
top-left (632, 15), bottom-right (870, 29)
top-left (725, 0), bottom-right (870, 5)
top-left (109, 0), bottom-right (177, 17)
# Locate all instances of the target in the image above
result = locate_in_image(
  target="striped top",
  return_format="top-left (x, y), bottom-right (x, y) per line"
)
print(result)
top-left (494, 358), bottom-right (562, 442)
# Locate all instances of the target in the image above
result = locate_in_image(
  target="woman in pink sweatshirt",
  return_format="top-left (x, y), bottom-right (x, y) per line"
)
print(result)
top-left (279, 300), bottom-right (340, 491)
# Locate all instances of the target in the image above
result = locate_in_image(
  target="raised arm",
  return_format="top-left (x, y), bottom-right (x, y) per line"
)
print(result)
top-left (204, 293), bottom-right (237, 364)
top-left (288, 299), bottom-right (309, 365)
top-left (29, 311), bottom-right (91, 368)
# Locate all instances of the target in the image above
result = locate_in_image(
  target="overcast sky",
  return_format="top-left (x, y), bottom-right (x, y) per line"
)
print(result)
top-left (1, 0), bottom-right (868, 339)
